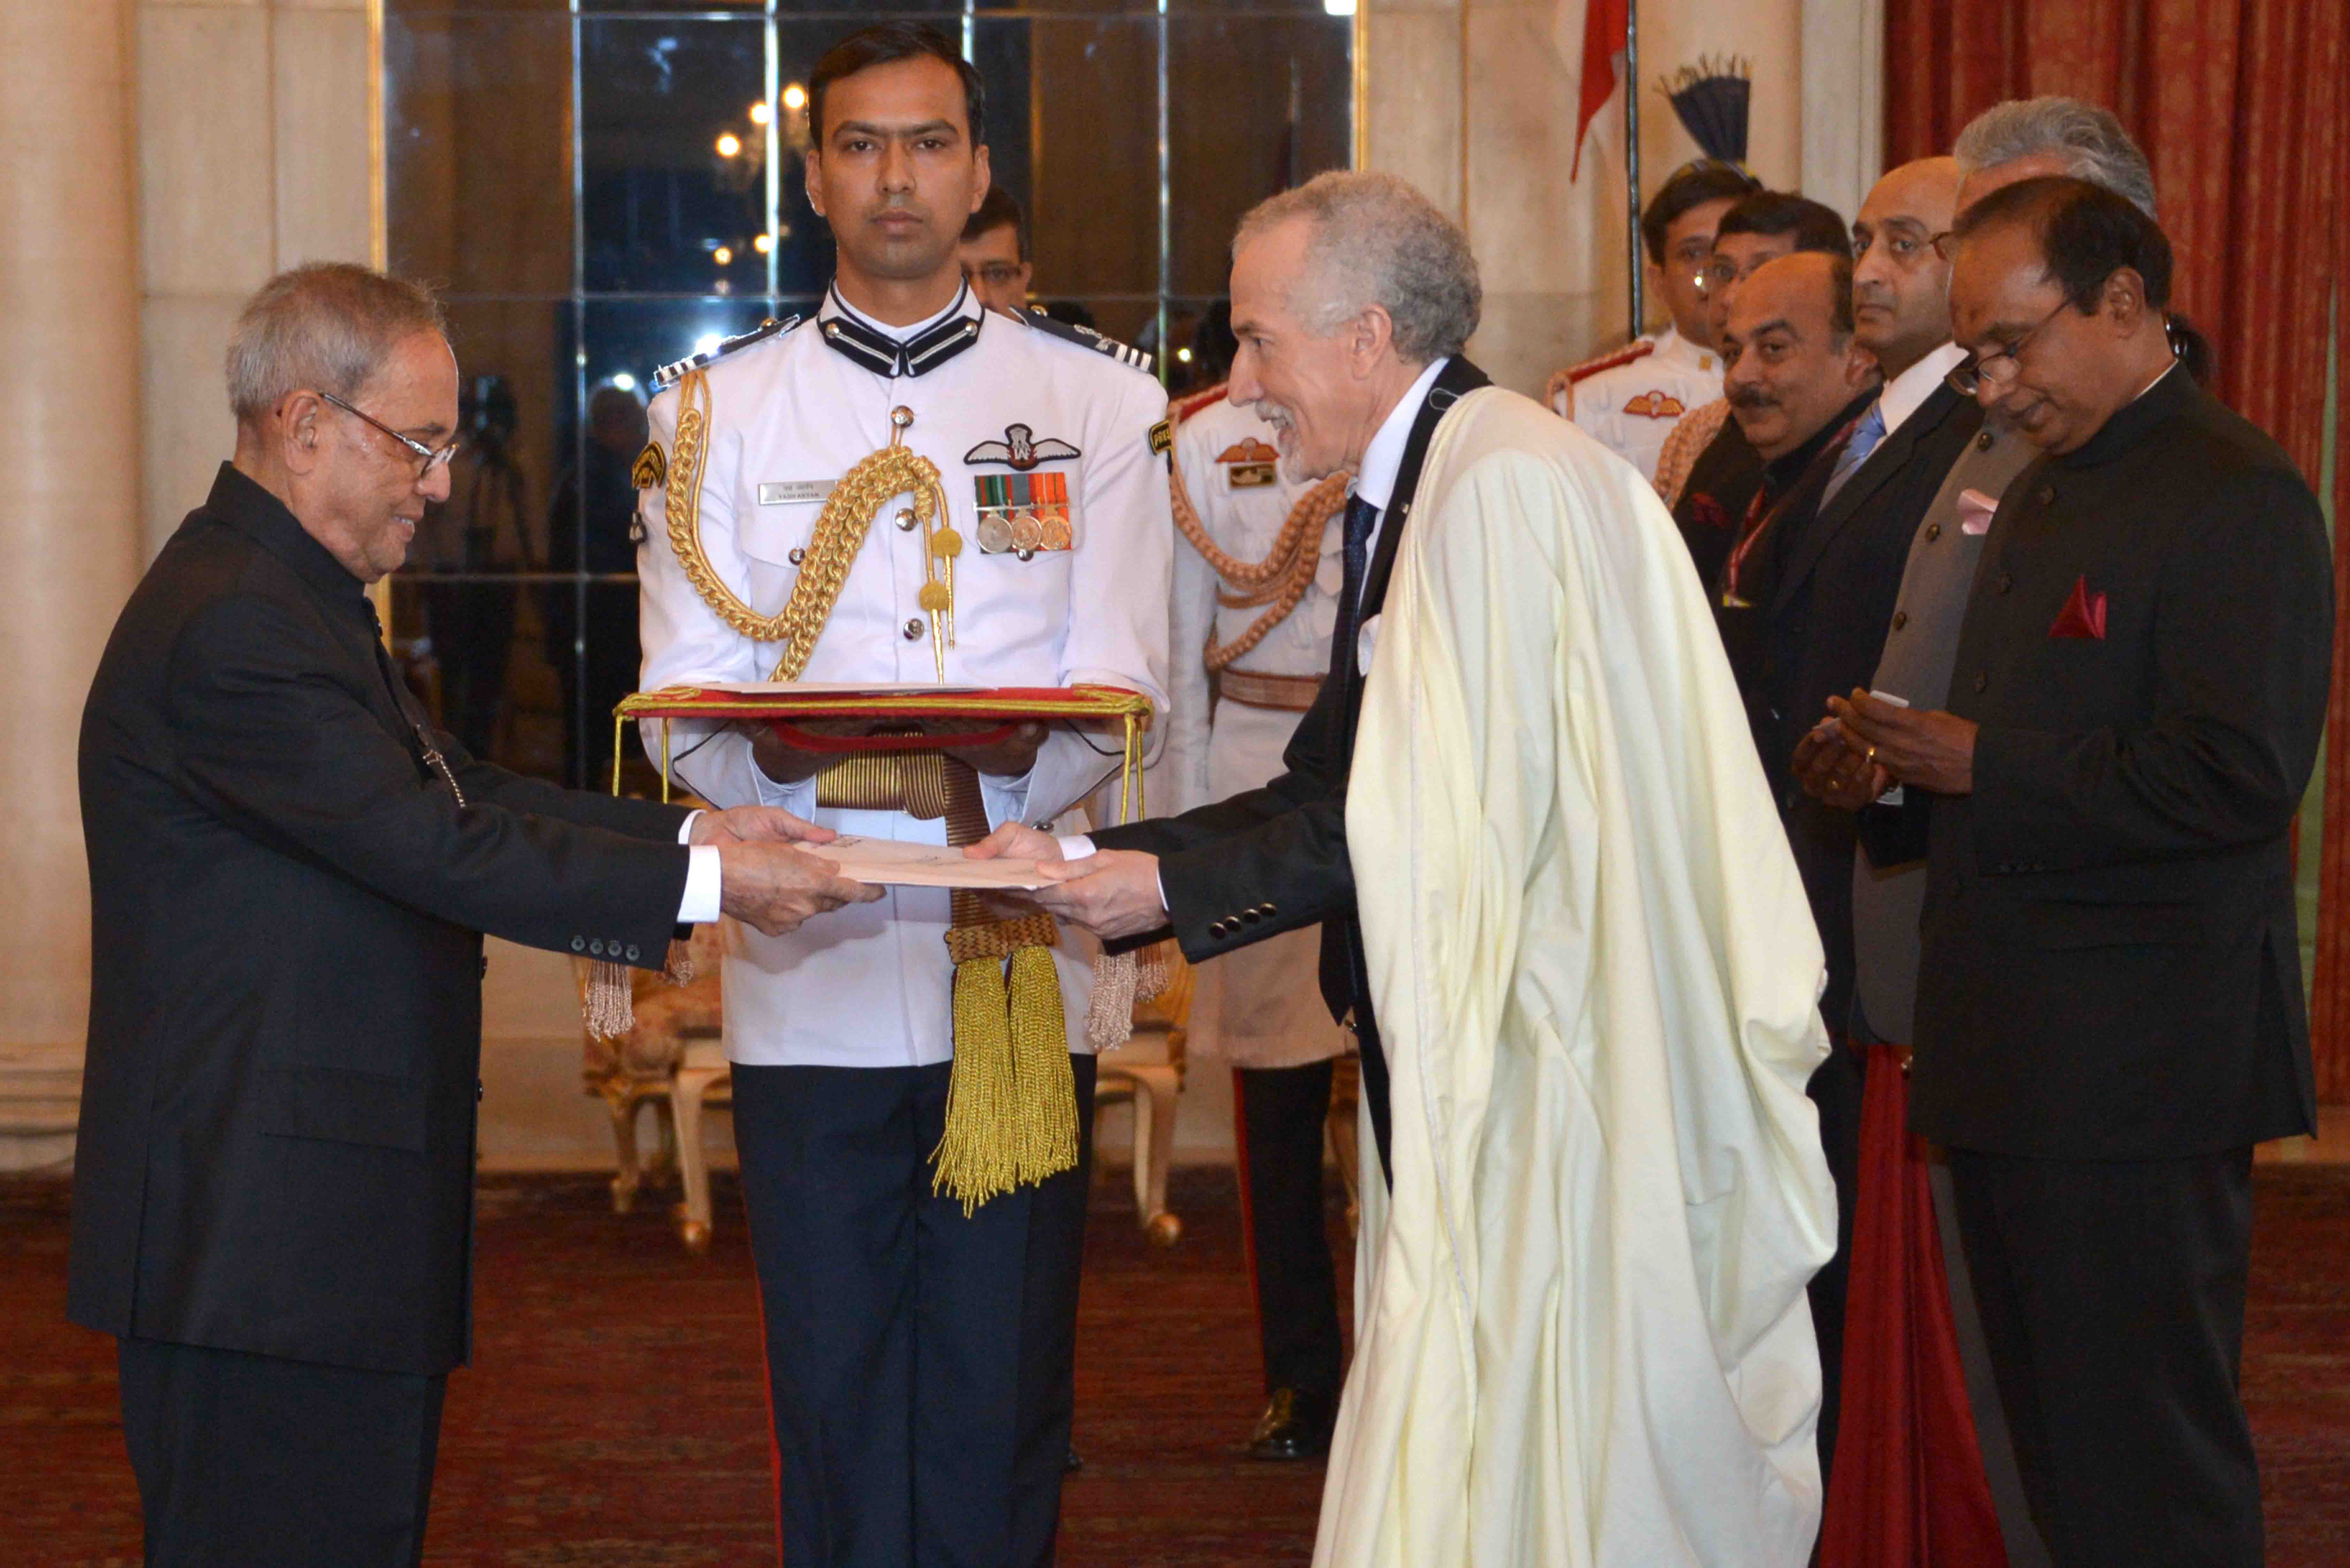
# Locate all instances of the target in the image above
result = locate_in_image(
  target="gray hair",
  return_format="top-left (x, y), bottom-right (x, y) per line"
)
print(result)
top-left (1952, 97), bottom-right (2157, 217)
top-left (226, 262), bottom-right (448, 426)
top-left (1235, 171), bottom-right (1482, 364)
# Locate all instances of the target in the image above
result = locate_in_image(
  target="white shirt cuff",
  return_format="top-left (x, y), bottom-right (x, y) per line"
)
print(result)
top-left (1057, 835), bottom-right (1098, 861)
top-left (678, 844), bottom-right (723, 924)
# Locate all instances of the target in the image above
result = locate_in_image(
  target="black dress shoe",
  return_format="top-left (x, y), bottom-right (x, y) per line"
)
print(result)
top-left (1247, 1387), bottom-right (1335, 1461)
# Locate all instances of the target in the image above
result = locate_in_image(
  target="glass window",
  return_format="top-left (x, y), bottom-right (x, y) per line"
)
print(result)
top-left (385, 0), bottom-right (1352, 788)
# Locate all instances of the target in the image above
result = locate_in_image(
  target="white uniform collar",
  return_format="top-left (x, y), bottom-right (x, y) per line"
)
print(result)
top-left (816, 282), bottom-right (984, 377)
top-left (1878, 341), bottom-right (1971, 438)
top-left (1648, 324), bottom-right (1717, 372)
top-left (1352, 357), bottom-right (1450, 513)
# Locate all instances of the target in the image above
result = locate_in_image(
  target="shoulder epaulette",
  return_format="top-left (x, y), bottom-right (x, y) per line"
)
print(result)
top-left (1564, 338), bottom-right (1656, 385)
top-left (1170, 381), bottom-right (1228, 426)
top-left (651, 314), bottom-right (802, 392)
top-left (1017, 306), bottom-right (1156, 377)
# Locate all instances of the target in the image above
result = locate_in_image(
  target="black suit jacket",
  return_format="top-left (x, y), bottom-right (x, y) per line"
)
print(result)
top-left (70, 465), bottom-right (694, 1376)
top-left (1753, 383), bottom-right (1985, 1031)
top-left (1092, 357), bottom-right (1490, 1163)
top-left (1911, 367), bottom-right (2331, 1159)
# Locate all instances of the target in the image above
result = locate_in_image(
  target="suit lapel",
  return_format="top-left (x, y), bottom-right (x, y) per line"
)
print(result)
top-left (1769, 385), bottom-right (1965, 618)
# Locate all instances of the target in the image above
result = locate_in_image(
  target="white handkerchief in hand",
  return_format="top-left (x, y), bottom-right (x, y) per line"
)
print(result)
top-left (1957, 488), bottom-right (2001, 535)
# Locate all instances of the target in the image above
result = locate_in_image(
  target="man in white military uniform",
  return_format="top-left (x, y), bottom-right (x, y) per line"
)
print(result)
top-left (1161, 381), bottom-right (1354, 1460)
top-left (633, 25), bottom-right (1170, 1566)
top-left (1545, 160), bottom-right (1758, 484)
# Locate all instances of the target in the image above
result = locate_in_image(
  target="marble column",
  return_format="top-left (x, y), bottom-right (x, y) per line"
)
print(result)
top-left (0, 1), bottom-right (144, 1168)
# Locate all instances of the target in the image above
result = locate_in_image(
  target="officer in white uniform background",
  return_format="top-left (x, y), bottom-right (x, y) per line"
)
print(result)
top-left (1545, 159), bottom-right (1760, 484)
top-left (633, 25), bottom-right (1171, 1566)
top-left (1159, 373), bottom-right (1353, 1462)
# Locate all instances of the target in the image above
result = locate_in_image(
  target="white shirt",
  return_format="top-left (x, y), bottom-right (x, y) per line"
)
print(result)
top-left (1878, 341), bottom-right (1972, 440)
top-left (637, 282), bottom-right (1173, 1067)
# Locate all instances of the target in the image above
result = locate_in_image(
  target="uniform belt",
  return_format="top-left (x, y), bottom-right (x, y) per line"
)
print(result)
top-left (1218, 667), bottom-right (1323, 712)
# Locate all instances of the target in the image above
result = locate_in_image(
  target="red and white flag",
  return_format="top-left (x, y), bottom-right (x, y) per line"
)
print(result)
top-left (1569, 0), bottom-right (1630, 182)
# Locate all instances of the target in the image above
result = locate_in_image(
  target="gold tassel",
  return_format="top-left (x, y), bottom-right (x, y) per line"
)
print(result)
top-left (935, 952), bottom-right (1021, 1214)
top-left (1008, 945), bottom-right (1077, 1185)
top-left (586, 959), bottom-right (634, 1040)
top-left (1083, 950), bottom-right (1170, 1049)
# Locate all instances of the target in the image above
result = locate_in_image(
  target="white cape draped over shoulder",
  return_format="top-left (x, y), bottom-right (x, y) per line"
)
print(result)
top-left (1321, 387), bottom-right (1837, 1568)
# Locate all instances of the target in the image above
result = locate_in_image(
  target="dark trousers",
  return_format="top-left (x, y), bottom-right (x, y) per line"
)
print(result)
top-left (1805, 1032), bottom-right (1866, 1488)
top-left (1234, 1061), bottom-right (1344, 1399)
top-left (732, 1054), bottom-right (1096, 1568)
top-left (116, 1337), bottom-right (445, 1568)
top-left (1945, 1145), bottom-right (2263, 1566)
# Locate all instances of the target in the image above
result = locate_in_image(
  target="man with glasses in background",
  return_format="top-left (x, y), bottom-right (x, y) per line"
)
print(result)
top-left (958, 184), bottom-right (1032, 315)
top-left (1544, 159), bottom-right (1759, 483)
top-left (70, 261), bottom-right (873, 1565)
top-left (1656, 190), bottom-right (1850, 587)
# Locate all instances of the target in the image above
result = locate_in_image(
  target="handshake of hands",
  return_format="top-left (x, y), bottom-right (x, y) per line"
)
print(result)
top-left (687, 807), bottom-right (882, 936)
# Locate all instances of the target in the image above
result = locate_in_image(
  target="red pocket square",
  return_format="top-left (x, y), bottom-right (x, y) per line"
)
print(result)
top-left (2049, 575), bottom-right (2108, 640)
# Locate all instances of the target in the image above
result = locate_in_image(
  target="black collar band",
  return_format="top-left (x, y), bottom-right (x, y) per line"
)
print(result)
top-left (818, 284), bottom-right (983, 379)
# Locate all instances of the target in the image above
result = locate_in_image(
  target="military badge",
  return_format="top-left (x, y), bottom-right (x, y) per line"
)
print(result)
top-left (631, 441), bottom-right (667, 490)
top-left (964, 422), bottom-right (1081, 472)
top-left (1623, 391), bottom-right (1688, 419)
top-left (973, 472), bottom-right (1073, 556)
top-left (1216, 437), bottom-right (1280, 489)
top-left (1149, 419), bottom-right (1172, 457)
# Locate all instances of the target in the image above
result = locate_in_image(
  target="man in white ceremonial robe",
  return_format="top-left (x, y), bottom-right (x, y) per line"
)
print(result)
top-left (977, 169), bottom-right (1838, 1567)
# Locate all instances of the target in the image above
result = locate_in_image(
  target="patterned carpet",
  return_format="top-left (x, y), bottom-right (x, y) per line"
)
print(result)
top-left (4, 1163), bottom-right (2346, 1566)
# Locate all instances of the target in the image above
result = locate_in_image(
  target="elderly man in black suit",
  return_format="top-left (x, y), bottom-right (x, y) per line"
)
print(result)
top-left (71, 262), bottom-right (875, 1566)
top-left (1835, 179), bottom-right (2330, 1564)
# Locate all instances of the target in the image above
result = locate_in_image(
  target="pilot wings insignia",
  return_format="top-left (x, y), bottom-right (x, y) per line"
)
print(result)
top-left (964, 422), bottom-right (1082, 472)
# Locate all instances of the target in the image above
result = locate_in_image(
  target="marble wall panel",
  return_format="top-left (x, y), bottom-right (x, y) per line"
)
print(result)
top-left (137, 6), bottom-right (276, 297)
top-left (273, 6), bottom-right (375, 267)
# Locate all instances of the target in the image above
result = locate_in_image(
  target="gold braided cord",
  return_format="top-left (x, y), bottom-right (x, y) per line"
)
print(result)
top-left (617, 686), bottom-right (1154, 726)
top-left (660, 367), bottom-right (951, 682)
top-left (1169, 453), bottom-right (1350, 673)
top-left (814, 751), bottom-right (950, 818)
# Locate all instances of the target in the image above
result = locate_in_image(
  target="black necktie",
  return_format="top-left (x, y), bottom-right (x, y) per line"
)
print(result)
top-left (1330, 494), bottom-right (1380, 688)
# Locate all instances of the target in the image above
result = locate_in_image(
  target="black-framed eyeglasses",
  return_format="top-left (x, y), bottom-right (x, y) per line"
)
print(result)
top-left (317, 390), bottom-right (462, 479)
top-left (1946, 298), bottom-right (2073, 397)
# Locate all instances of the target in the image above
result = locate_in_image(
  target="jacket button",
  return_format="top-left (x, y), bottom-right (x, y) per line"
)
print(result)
top-left (570, 936), bottom-right (586, 953)
top-left (788, 547), bottom-right (806, 566)
top-left (1924, 523), bottom-right (1941, 542)
top-left (1241, 909), bottom-right (1262, 925)
top-left (1995, 572), bottom-right (2013, 594)
top-left (1261, 902), bottom-right (1277, 916)
top-left (476, 1079), bottom-right (485, 1103)
top-left (896, 509), bottom-right (919, 532)
top-left (902, 618), bottom-right (925, 640)
top-left (479, 955), bottom-right (489, 979)
top-left (1973, 672), bottom-right (1988, 693)
top-left (2035, 485), bottom-right (2055, 505)
top-left (625, 945), bottom-right (641, 962)
top-left (1975, 431), bottom-right (1994, 450)
top-left (1891, 610), bottom-right (1908, 631)
top-left (589, 939), bottom-right (605, 956)
top-left (1209, 920), bottom-right (1230, 939)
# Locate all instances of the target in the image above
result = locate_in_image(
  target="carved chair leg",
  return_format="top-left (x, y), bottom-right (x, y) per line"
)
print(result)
top-left (604, 1086), bottom-right (644, 1214)
top-left (671, 1065), bottom-right (726, 1253)
top-left (1140, 1068), bottom-right (1182, 1247)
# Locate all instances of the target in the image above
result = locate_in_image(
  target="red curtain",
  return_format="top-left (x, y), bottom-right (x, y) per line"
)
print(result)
top-left (1885, 0), bottom-right (2350, 1098)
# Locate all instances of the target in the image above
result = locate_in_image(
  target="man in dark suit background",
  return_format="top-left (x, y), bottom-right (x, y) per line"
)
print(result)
top-left (1836, 179), bottom-right (2331, 1563)
top-left (71, 262), bottom-right (874, 1566)
top-left (969, 170), bottom-right (1487, 1179)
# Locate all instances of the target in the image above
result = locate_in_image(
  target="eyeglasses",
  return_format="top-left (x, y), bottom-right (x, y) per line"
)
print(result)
top-left (1692, 253), bottom-right (1785, 301)
top-left (317, 390), bottom-right (462, 479)
top-left (1946, 299), bottom-right (2072, 397)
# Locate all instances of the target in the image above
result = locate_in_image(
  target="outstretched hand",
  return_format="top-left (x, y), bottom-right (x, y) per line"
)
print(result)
top-left (690, 805), bottom-right (838, 848)
top-left (1028, 851), bottom-right (1168, 942)
top-left (716, 842), bottom-right (880, 936)
top-left (965, 821), bottom-right (1066, 864)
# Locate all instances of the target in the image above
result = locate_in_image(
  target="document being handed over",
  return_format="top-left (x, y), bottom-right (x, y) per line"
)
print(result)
top-left (805, 835), bottom-right (1051, 891)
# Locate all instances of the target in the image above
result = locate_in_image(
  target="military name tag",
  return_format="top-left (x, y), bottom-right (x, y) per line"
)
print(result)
top-left (1227, 463), bottom-right (1277, 488)
top-left (973, 472), bottom-right (1073, 556)
top-left (758, 480), bottom-right (836, 506)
